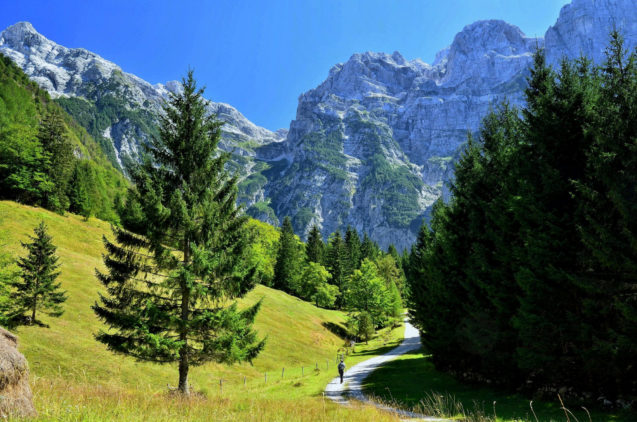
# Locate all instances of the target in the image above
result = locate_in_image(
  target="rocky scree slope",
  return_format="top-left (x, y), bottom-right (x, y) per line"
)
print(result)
top-left (0, 21), bottom-right (287, 224)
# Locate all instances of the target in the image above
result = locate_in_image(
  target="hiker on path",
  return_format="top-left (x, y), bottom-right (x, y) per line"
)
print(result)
top-left (338, 359), bottom-right (346, 384)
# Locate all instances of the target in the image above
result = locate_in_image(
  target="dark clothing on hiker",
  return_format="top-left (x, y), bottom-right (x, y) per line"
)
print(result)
top-left (338, 361), bottom-right (346, 383)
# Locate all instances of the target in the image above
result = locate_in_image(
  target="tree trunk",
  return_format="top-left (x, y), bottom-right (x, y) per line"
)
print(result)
top-left (178, 238), bottom-right (191, 395)
top-left (31, 292), bottom-right (37, 324)
top-left (178, 352), bottom-right (189, 395)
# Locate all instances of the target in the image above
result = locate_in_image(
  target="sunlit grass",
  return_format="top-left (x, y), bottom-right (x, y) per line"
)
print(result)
top-left (0, 201), bottom-right (400, 421)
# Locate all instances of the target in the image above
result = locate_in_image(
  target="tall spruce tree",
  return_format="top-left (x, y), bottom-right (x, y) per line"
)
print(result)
top-left (305, 224), bottom-right (325, 264)
top-left (272, 216), bottom-right (303, 292)
top-left (574, 33), bottom-right (637, 391)
top-left (326, 230), bottom-right (348, 308)
top-left (9, 222), bottom-right (67, 327)
top-left (360, 233), bottom-right (379, 262)
top-left (68, 162), bottom-right (92, 219)
top-left (512, 51), bottom-right (596, 382)
top-left (344, 226), bottom-right (361, 274)
top-left (38, 110), bottom-right (74, 212)
top-left (93, 71), bottom-right (264, 395)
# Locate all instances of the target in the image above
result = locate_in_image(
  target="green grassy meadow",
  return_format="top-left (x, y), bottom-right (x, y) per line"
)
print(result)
top-left (0, 201), bottom-right (400, 421)
top-left (363, 349), bottom-right (636, 422)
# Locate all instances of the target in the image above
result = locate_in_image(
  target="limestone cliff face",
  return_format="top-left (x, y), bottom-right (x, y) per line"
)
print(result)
top-left (263, 0), bottom-right (636, 249)
top-left (1, 0), bottom-right (635, 249)
top-left (545, 0), bottom-right (637, 66)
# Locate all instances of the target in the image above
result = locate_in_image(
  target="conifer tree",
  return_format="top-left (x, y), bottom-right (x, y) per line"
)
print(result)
top-left (273, 216), bottom-right (303, 292)
top-left (326, 230), bottom-right (348, 307)
top-left (360, 233), bottom-right (378, 262)
top-left (68, 162), bottom-right (92, 219)
top-left (38, 110), bottom-right (74, 212)
top-left (387, 244), bottom-right (400, 267)
top-left (305, 224), bottom-right (325, 264)
top-left (93, 71), bottom-right (264, 395)
top-left (573, 33), bottom-right (637, 389)
top-left (512, 51), bottom-right (596, 378)
top-left (344, 226), bottom-right (361, 274)
top-left (9, 222), bottom-right (67, 327)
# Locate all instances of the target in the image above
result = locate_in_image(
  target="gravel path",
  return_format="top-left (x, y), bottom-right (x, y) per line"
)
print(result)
top-left (324, 318), bottom-right (448, 421)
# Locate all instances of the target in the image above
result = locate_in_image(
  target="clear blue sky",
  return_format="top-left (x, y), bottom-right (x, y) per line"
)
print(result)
top-left (1, 0), bottom-right (570, 131)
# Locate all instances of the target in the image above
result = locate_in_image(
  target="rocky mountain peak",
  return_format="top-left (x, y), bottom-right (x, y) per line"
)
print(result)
top-left (441, 20), bottom-right (540, 90)
top-left (1, 21), bottom-right (40, 43)
top-left (545, 0), bottom-right (637, 65)
top-left (449, 20), bottom-right (535, 57)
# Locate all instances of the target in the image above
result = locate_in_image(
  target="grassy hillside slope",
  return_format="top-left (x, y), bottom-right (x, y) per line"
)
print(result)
top-left (0, 201), bottom-right (398, 421)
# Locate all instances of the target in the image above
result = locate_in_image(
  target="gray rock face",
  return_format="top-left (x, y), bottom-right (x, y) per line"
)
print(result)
top-left (266, 19), bottom-right (539, 248)
top-left (545, 0), bottom-right (637, 65)
top-left (263, 0), bottom-right (637, 249)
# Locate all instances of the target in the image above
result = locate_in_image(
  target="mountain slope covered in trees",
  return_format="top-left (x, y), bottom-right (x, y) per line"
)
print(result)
top-left (0, 54), bottom-right (127, 221)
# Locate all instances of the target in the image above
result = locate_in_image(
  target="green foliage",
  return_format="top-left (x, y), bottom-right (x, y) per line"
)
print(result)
top-left (295, 262), bottom-right (337, 308)
top-left (361, 153), bottom-right (423, 228)
top-left (325, 230), bottom-right (348, 307)
top-left (93, 71), bottom-right (264, 394)
top-left (305, 224), bottom-right (325, 264)
top-left (344, 226), bottom-right (361, 274)
top-left (272, 217), bottom-right (305, 292)
top-left (0, 53), bottom-right (127, 221)
top-left (350, 311), bottom-right (374, 343)
top-left (67, 162), bottom-right (92, 219)
top-left (38, 110), bottom-right (74, 212)
top-left (244, 218), bottom-right (280, 286)
top-left (7, 222), bottom-right (67, 327)
top-left (311, 282), bottom-right (340, 309)
top-left (406, 36), bottom-right (637, 399)
top-left (56, 87), bottom-right (159, 170)
top-left (360, 233), bottom-right (380, 262)
top-left (345, 259), bottom-right (392, 328)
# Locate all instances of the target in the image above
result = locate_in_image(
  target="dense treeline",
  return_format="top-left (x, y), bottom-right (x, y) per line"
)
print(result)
top-left (272, 217), bottom-right (405, 339)
top-left (0, 54), bottom-right (127, 221)
top-left (406, 34), bottom-right (637, 401)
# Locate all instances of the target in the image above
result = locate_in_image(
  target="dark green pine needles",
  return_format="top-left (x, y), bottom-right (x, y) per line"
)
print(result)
top-left (93, 71), bottom-right (265, 395)
top-left (10, 221), bottom-right (67, 327)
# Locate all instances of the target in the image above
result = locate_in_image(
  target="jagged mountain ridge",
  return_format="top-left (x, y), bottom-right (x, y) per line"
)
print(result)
top-left (1, 0), bottom-right (636, 249)
top-left (0, 21), bottom-right (287, 223)
top-left (263, 0), bottom-right (637, 249)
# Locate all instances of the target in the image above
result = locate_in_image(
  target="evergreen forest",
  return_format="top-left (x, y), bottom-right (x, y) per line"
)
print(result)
top-left (405, 34), bottom-right (637, 401)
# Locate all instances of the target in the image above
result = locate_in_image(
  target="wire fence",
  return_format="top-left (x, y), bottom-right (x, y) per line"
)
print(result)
top-left (185, 346), bottom-right (357, 394)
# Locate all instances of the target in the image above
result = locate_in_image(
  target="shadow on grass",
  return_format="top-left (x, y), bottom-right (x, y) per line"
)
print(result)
top-left (322, 321), bottom-right (349, 340)
top-left (362, 349), bottom-right (636, 422)
top-left (351, 343), bottom-right (402, 358)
